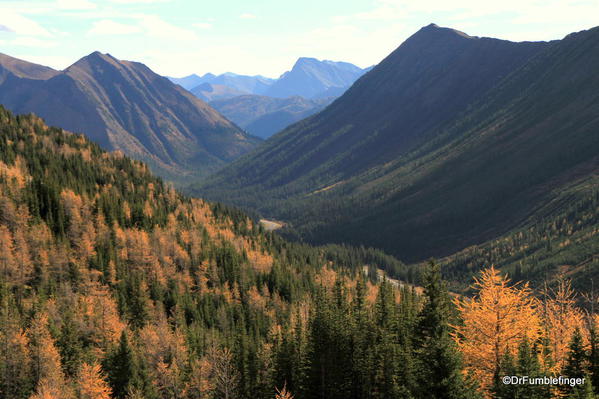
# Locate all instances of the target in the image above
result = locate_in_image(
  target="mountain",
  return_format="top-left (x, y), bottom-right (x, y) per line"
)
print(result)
top-left (208, 72), bottom-right (275, 94)
top-left (190, 82), bottom-right (249, 102)
top-left (265, 57), bottom-right (367, 99)
top-left (211, 94), bottom-right (333, 138)
top-left (190, 24), bottom-right (599, 283)
top-left (0, 52), bottom-right (260, 182)
top-left (169, 72), bottom-right (274, 94)
top-left (167, 73), bottom-right (209, 90)
top-left (0, 52), bottom-right (58, 82)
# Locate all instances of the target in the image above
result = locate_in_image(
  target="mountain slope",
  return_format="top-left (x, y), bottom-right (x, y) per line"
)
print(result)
top-left (0, 52), bottom-right (260, 182)
top-left (211, 94), bottom-right (332, 138)
top-left (190, 24), bottom-right (599, 270)
top-left (265, 57), bottom-right (367, 99)
top-left (0, 52), bottom-right (58, 82)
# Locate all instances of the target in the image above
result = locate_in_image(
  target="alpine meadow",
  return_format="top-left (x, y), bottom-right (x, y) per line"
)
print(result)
top-left (0, 2), bottom-right (598, 399)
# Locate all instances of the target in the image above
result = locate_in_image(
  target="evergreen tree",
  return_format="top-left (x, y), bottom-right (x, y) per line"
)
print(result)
top-left (371, 280), bottom-right (404, 399)
top-left (563, 328), bottom-right (590, 398)
top-left (57, 311), bottom-right (83, 378)
top-left (415, 261), bottom-right (479, 399)
top-left (103, 331), bottom-right (156, 399)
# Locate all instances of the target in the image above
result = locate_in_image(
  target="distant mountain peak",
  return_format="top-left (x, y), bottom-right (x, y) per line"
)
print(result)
top-left (266, 57), bottom-right (367, 98)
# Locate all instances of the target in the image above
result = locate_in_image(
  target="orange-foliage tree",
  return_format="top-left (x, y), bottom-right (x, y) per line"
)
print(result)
top-left (453, 267), bottom-right (541, 392)
top-left (77, 362), bottom-right (112, 399)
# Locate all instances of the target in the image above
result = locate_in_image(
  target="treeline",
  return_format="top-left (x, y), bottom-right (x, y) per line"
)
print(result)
top-left (1, 107), bottom-right (598, 399)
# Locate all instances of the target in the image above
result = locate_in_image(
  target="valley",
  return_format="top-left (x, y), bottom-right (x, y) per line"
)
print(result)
top-left (0, 6), bottom-right (597, 397)
top-left (191, 24), bottom-right (599, 292)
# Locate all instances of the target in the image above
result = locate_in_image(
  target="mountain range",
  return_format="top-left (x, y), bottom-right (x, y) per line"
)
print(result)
top-left (169, 58), bottom-right (370, 138)
top-left (190, 24), bottom-right (599, 288)
top-left (0, 51), bottom-right (260, 182)
top-left (169, 58), bottom-right (369, 100)
top-left (210, 95), bottom-right (333, 139)
top-left (169, 72), bottom-right (274, 94)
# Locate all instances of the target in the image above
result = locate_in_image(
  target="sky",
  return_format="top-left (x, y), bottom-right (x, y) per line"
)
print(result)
top-left (0, 0), bottom-right (598, 78)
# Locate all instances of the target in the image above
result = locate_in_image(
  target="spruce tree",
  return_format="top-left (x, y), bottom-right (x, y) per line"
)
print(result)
top-left (415, 261), bottom-right (480, 399)
top-left (104, 332), bottom-right (135, 399)
top-left (563, 328), bottom-right (590, 398)
top-left (103, 331), bottom-right (157, 399)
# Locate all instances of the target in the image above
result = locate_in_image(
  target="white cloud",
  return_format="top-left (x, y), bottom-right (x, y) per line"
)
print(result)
top-left (11, 36), bottom-right (58, 48)
top-left (193, 22), bottom-right (212, 29)
top-left (56, 0), bottom-right (96, 10)
top-left (88, 19), bottom-right (141, 35)
top-left (239, 13), bottom-right (257, 19)
top-left (0, 24), bottom-right (14, 33)
top-left (0, 9), bottom-right (52, 36)
top-left (136, 14), bottom-right (198, 41)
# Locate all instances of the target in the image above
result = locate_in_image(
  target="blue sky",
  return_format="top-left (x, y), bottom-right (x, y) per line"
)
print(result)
top-left (0, 0), bottom-right (597, 78)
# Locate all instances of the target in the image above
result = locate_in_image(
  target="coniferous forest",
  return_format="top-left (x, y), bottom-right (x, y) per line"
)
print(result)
top-left (1, 107), bottom-right (599, 399)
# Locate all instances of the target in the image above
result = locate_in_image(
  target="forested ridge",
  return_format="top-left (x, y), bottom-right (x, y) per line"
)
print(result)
top-left (1, 107), bottom-right (599, 399)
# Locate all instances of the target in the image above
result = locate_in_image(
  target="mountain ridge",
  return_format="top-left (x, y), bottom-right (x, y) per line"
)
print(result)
top-left (0, 51), bottom-right (261, 181)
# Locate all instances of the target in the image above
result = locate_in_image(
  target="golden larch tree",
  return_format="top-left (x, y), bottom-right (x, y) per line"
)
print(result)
top-left (453, 267), bottom-right (541, 392)
top-left (77, 362), bottom-right (112, 399)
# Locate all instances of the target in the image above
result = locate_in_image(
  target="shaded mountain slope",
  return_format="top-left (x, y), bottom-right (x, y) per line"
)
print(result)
top-left (190, 25), bottom-right (599, 268)
top-left (0, 52), bottom-right (260, 182)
